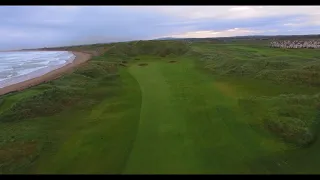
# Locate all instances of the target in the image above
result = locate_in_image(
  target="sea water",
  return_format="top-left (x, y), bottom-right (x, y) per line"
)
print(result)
top-left (0, 51), bottom-right (76, 88)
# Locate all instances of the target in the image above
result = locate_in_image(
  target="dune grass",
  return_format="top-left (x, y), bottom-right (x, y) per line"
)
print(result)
top-left (0, 40), bottom-right (189, 174)
top-left (193, 42), bottom-right (320, 86)
top-left (1, 40), bottom-right (320, 174)
top-left (0, 55), bottom-right (141, 173)
top-left (191, 42), bottom-right (320, 147)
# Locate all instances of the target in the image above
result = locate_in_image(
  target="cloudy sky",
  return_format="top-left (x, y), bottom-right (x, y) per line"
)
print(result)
top-left (1, 6), bottom-right (320, 50)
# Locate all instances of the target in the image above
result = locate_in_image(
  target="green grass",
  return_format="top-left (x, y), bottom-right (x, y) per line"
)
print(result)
top-left (193, 42), bottom-right (320, 86)
top-left (123, 57), bottom-right (320, 174)
top-left (0, 55), bottom-right (141, 173)
top-left (190, 42), bottom-right (320, 148)
top-left (2, 40), bottom-right (320, 174)
top-left (27, 69), bottom-right (142, 174)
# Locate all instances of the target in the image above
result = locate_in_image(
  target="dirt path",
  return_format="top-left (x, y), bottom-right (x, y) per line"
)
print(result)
top-left (0, 51), bottom-right (92, 96)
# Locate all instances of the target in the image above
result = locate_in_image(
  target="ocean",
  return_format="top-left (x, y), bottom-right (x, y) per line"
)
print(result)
top-left (0, 51), bottom-right (76, 88)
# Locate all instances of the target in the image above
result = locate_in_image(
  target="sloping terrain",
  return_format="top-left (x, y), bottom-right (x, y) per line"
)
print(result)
top-left (1, 40), bottom-right (320, 174)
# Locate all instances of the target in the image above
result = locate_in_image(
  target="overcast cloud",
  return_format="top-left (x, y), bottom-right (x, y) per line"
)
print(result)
top-left (0, 6), bottom-right (320, 50)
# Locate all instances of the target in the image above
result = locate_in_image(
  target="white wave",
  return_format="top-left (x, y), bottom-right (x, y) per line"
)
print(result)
top-left (0, 51), bottom-right (76, 88)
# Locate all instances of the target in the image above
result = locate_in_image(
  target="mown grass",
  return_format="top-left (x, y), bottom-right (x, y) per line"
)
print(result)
top-left (124, 57), bottom-right (282, 174)
top-left (1, 39), bottom-right (320, 174)
top-left (123, 55), bottom-right (320, 174)
top-left (0, 40), bottom-right (189, 174)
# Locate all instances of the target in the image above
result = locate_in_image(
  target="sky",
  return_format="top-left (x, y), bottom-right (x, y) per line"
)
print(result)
top-left (1, 6), bottom-right (320, 50)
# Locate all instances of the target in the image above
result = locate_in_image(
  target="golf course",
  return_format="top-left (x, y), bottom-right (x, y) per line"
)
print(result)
top-left (1, 40), bottom-right (320, 174)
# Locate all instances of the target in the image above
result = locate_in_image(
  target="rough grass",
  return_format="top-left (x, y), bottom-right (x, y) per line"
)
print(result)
top-left (106, 40), bottom-right (190, 59)
top-left (192, 42), bottom-right (320, 86)
top-left (0, 87), bottom-right (82, 122)
top-left (2, 40), bottom-right (320, 174)
top-left (123, 57), bottom-right (320, 174)
top-left (238, 94), bottom-right (320, 147)
top-left (190, 42), bottom-right (320, 147)
top-left (0, 58), bottom-right (121, 124)
top-left (0, 40), bottom-right (190, 174)
top-left (0, 52), bottom-right (141, 173)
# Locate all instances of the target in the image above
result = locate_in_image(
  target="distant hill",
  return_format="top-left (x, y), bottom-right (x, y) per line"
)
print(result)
top-left (154, 34), bottom-right (320, 42)
top-left (155, 37), bottom-right (180, 40)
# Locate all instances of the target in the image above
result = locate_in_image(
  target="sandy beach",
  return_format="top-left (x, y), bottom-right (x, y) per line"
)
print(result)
top-left (0, 51), bottom-right (92, 96)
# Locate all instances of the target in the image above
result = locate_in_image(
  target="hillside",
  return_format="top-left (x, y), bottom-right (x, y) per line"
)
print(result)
top-left (1, 39), bottom-right (320, 174)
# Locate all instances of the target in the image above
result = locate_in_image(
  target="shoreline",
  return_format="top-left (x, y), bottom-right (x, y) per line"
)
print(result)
top-left (0, 51), bottom-right (92, 96)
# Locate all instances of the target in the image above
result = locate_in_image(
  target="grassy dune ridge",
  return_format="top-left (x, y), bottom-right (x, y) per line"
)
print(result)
top-left (193, 42), bottom-right (320, 86)
top-left (192, 42), bottom-right (320, 146)
top-left (0, 40), bottom-right (190, 173)
top-left (1, 40), bottom-right (320, 173)
top-left (0, 52), bottom-right (139, 173)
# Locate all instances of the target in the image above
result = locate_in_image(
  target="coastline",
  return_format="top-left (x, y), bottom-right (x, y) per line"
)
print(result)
top-left (0, 51), bottom-right (92, 96)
